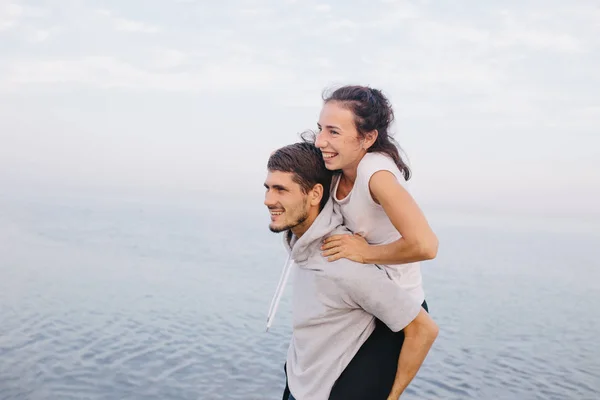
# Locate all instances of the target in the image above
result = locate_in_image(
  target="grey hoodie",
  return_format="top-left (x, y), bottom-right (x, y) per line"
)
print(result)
top-left (266, 200), bottom-right (422, 400)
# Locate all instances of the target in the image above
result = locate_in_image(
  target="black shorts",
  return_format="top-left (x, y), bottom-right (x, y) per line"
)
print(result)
top-left (282, 301), bottom-right (429, 400)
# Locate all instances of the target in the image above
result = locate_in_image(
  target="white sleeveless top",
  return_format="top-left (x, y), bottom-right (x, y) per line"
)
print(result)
top-left (331, 152), bottom-right (425, 303)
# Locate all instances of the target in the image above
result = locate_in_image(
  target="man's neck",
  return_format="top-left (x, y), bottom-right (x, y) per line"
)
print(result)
top-left (290, 207), bottom-right (320, 239)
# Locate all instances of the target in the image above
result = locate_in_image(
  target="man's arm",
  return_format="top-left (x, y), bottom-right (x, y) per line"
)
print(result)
top-left (340, 265), bottom-right (439, 399)
top-left (387, 309), bottom-right (438, 399)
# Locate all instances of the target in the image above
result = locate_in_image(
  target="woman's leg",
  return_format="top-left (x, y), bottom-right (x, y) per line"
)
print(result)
top-left (329, 301), bottom-right (429, 399)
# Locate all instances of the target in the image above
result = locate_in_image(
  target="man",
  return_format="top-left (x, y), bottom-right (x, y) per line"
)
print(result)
top-left (264, 142), bottom-right (439, 400)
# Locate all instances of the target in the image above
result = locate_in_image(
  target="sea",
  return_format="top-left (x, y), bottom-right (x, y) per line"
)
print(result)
top-left (1, 192), bottom-right (599, 400)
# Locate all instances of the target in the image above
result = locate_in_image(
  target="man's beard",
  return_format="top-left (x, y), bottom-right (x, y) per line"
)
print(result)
top-left (269, 208), bottom-right (309, 233)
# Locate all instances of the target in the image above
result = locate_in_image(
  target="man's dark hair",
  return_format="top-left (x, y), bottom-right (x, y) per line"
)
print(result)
top-left (267, 141), bottom-right (334, 210)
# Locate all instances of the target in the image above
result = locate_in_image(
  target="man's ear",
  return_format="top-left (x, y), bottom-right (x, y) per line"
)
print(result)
top-left (309, 184), bottom-right (324, 207)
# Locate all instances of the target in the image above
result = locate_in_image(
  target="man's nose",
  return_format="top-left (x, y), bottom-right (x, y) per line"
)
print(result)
top-left (264, 190), bottom-right (276, 207)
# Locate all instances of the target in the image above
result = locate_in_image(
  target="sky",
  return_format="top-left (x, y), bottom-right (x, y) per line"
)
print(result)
top-left (0, 0), bottom-right (598, 220)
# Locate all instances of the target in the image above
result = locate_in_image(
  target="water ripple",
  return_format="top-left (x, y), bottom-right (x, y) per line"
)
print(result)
top-left (1, 201), bottom-right (599, 399)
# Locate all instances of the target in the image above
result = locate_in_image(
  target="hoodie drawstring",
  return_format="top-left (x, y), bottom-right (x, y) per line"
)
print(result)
top-left (266, 254), bottom-right (293, 332)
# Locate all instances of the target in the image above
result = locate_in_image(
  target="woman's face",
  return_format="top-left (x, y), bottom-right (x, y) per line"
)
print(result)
top-left (315, 101), bottom-right (367, 173)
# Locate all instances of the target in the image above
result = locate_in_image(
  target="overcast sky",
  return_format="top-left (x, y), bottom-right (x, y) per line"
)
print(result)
top-left (0, 0), bottom-right (598, 219)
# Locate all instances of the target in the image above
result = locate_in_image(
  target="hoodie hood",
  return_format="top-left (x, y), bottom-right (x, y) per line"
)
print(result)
top-left (283, 199), bottom-right (345, 265)
top-left (266, 199), bottom-right (346, 331)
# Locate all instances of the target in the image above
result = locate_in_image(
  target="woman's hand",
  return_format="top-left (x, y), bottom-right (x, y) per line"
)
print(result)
top-left (321, 233), bottom-right (370, 263)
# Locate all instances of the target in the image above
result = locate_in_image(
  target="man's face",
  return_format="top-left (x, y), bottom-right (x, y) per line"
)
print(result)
top-left (264, 170), bottom-right (310, 233)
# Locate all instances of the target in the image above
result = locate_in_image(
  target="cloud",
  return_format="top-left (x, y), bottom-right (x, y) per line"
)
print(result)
top-left (0, 0), bottom-right (598, 216)
top-left (365, 0), bottom-right (420, 28)
top-left (315, 4), bottom-right (331, 12)
top-left (501, 31), bottom-right (583, 53)
top-left (95, 9), bottom-right (160, 33)
top-left (0, 2), bottom-right (56, 43)
top-left (492, 12), bottom-right (585, 53)
top-left (0, 2), bottom-right (48, 31)
top-left (29, 28), bottom-right (50, 42)
top-left (114, 18), bottom-right (160, 33)
top-left (150, 49), bottom-right (188, 69)
top-left (1, 55), bottom-right (296, 93)
top-left (25, 26), bottom-right (61, 43)
top-left (237, 7), bottom-right (274, 16)
top-left (0, 2), bottom-right (22, 31)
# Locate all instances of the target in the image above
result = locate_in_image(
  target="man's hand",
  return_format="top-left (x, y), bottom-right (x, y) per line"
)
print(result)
top-left (321, 233), bottom-right (369, 263)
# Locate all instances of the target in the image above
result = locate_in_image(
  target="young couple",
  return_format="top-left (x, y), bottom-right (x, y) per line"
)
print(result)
top-left (264, 85), bottom-right (440, 400)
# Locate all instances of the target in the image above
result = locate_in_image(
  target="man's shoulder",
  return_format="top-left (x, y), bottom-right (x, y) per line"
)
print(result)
top-left (304, 255), bottom-right (368, 281)
top-left (324, 224), bottom-right (352, 238)
top-left (325, 259), bottom-right (391, 287)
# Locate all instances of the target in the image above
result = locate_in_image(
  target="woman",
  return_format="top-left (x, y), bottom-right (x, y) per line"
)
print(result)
top-left (311, 85), bottom-right (438, 296)
top-left (308, 85), bottom-right (438, 399)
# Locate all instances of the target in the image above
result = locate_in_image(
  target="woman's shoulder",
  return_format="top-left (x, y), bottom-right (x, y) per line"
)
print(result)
top-left (357, 152), bottom-right (403, 181)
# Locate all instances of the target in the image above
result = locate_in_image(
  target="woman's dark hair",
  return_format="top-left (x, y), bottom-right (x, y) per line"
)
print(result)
top-left (313, 85), bottom-right (412, 181)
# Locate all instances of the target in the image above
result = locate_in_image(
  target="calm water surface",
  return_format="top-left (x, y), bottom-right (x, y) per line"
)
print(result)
top-left (1, 196), bottom-right (599, 399)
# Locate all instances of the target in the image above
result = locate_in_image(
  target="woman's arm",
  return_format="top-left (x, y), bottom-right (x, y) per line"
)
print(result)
top-left (321, 170), bottom-right (438, 264)
top-left (364, 170), bottom-right (438, 265)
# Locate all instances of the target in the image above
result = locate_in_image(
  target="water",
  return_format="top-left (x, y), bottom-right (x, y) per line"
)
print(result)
top-left (1, 195), bottom-right (599, 399)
